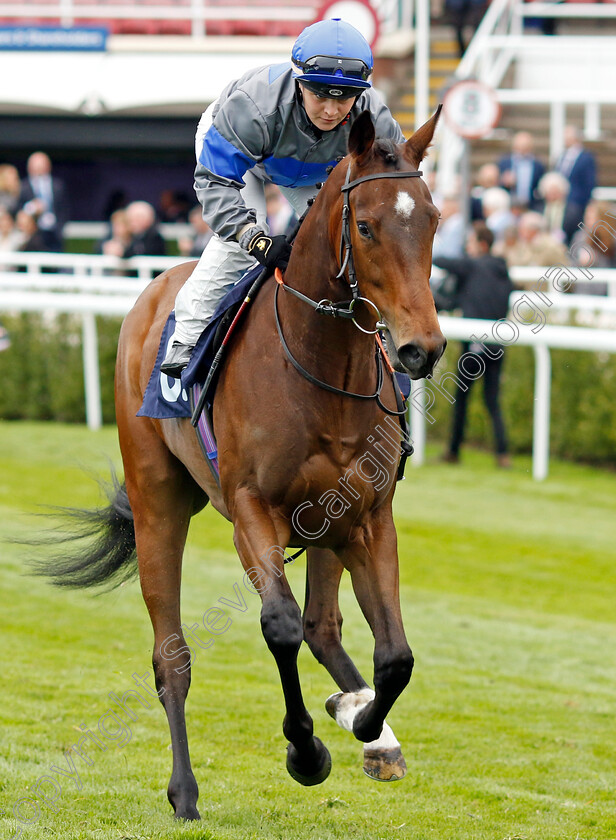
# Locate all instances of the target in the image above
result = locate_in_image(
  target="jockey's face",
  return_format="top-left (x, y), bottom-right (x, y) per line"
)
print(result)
top-left (300, 87), bottom-right (355, 131)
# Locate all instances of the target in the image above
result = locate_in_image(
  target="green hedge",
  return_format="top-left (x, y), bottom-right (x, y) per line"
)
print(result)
top-left (0, 314), bottom-right (615, 466)
top-left (0, 313), bottom-right (121, 424)
top-left (425, 341), bottom-right (616, 466)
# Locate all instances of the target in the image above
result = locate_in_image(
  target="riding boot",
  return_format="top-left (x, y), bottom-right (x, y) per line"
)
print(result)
top-left (160, 341), bottom-right (194, 378)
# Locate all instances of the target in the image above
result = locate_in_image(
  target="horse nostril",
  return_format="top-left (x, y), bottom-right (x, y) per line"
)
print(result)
top-left (397, 343), bottom-right (427, 374)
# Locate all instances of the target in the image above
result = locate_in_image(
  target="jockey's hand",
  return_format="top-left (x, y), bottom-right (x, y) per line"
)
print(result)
top-left (241, 226), bottom-right (292, 271)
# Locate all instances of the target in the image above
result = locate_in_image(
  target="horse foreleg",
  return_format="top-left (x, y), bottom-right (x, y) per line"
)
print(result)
top-left (304, 548), bottom-right (406, 781)
top-left (325, 688), bottom-right (407, 781)
top-left (232, 490), bottom-right (331, 786)
top-left (338, 507), bottom-right (413, 760)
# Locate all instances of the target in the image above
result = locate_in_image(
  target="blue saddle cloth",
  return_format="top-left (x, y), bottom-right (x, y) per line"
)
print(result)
top-left (138, 265), bottom-right (262, 419)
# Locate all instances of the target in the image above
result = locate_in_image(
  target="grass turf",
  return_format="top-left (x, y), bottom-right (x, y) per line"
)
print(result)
top-left (1, 420), bottom-right (615, 840)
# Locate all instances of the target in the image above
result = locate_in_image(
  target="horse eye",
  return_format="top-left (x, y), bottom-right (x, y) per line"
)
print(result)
top-left (357, 222), bottom-right (372, 239)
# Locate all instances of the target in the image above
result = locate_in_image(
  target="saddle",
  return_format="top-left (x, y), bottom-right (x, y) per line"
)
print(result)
top-left (138, 265), bottom-right (265, 480)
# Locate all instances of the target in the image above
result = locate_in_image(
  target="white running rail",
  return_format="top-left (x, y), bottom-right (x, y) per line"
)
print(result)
top-left (2, 256), bottom-right (616, 479)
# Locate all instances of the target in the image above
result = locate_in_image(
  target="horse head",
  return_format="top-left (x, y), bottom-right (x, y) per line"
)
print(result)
top-left (337, 108), bottom-right (447, 379)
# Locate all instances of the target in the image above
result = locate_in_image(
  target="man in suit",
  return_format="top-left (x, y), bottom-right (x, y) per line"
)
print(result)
top-left (498, 131), bottom-right (545, 212)
top-left (469, 162), bottom-right (500, 221)
top-left (122, 201), bottom-right (166, 258)
top-left (555, 125), bottom-right (597, 243)
top-left (18, 151), bottom-right (69, 252)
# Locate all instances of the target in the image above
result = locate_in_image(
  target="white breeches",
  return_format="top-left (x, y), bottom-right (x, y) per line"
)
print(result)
top-left (171, 103), bottom-right (317, 347)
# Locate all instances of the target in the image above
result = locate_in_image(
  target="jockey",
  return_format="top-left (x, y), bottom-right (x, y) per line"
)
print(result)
top-left (161, 17), bottom-right (405, 378)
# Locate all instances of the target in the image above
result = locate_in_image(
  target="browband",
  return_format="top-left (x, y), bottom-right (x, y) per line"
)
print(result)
top-left (341, 170), bottom-right (424, 192)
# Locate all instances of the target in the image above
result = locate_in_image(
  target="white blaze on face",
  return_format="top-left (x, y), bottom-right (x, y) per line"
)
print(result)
top-left (395, 190), bottom-right (415, 220)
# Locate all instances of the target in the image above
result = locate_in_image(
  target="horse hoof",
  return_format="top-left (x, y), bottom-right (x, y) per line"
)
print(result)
top-left (172, 804), bottom-right (201, 821)
top-left (363, 746), bottom-right (407, 782)
top-left (168, 782), bottom-right (200, 821)
top-left (286, 737), bottom-right (332, 786)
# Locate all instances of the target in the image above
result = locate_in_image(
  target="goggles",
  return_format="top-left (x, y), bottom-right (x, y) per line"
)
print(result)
top-left (295, 54), bottom-right (372, 82)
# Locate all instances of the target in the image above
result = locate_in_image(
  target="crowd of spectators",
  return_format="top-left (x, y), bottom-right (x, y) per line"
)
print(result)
top-left (0, 154), bottom-right (71, 257)
top-left (0, 125), bottom-right (613, 279)
top-left (0, 153), bottom-right (209, 261)
top-left (433, 127), bottom-right (615, 295)
top-left (0, 153), bottom-right (302, 264)
top-left (430, 125), bottom-right (613, 467)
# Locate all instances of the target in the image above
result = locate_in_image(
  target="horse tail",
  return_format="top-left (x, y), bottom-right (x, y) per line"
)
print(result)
top-left (26, 472), bottom-right (138, 591)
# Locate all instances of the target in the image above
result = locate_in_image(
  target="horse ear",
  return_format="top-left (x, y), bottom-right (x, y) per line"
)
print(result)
top-left (403, 105), bottom-right (442, 169)
top-left (348, 110), bottom-right (376, 163)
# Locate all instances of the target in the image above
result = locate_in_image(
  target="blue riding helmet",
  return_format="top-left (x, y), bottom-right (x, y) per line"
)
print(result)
top-left (292, 18), bottom-right (373, 99)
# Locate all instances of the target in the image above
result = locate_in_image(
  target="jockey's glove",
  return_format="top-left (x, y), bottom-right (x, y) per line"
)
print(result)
top-left (240, 225), bottom-right (292, 271)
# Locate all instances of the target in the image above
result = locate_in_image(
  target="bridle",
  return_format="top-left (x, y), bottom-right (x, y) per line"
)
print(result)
top-left (276, 163), bottom-right (424, 334)
top-left (337, 164), bottom-right (424, 324)
top-left (274, 162), bottom-right (424, 411)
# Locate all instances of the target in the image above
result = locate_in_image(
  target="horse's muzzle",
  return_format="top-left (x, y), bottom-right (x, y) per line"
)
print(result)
top-left (397, 339), bottom-right (447, 380)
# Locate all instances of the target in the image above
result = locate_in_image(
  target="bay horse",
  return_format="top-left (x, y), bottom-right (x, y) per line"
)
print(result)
top-left (38, 109), bottom-right (445, 820)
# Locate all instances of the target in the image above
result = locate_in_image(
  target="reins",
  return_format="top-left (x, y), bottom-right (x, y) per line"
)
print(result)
top-left (274, 281), bottom-right (385, 402)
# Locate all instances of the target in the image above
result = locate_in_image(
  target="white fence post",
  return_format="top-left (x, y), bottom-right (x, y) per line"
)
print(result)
top-left (409, 389), bottom-right (426, 466)
top-left (191, 0), bottom-right (205, 37)
top-left (532, 344), bottom-right (551, 482)
top-left (59, 0), bottom-right (74, 27)
top-left (550, 101), bottom-right (566, 164)
top-left (414, 0), bottom-right (429, 130)
top-left (402, 0), bottom-right (414, 30)
top-left (81, 312), bottom-right (103, 431)
top-left (584, 102), bottom-right (601, 141)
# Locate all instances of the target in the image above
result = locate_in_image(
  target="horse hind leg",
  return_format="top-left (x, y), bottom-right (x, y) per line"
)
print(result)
top-left (303, 547), bottom-right (407, 782)
top-left (303, 548), bottom-right (366, 692)
top-left (133, 476), bottom-right (205, 819)
top-left (121, 421), bottom-right (207, 820)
